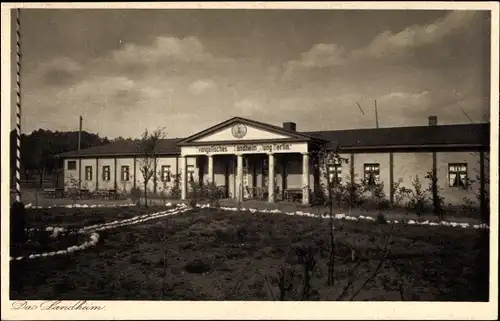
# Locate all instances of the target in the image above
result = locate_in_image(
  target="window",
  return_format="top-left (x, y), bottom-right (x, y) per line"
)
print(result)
top-left (449, 163), bottom-right (468, 187)
top-left (102, 166), bottom-right (111, 181)
top-left (85, 166), bottom-right (93, 181)
top-left (328, 163), bottom-right (342, 184)
top-left (187, 165), bottom-right (195, 182)
top-left (121, 165), bottom-right (130, 181)
top-left (364, 163), bottom-right (380, 186)
top-left (67, 161), bottom-right (77, 170)
top-left (161, 165), bottom-right (171, 182)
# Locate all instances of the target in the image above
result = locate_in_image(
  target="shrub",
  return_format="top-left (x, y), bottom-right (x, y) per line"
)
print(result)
top-left (361, 180), bottom-right (388, 210)
top-left (129, 187), bottom-right (142, 203)
top-left (342, 175), bottom-right (364, 207)
top-left (311, 189), bottom-right (326, 206)
top-left (406, 175), bottom-right (429, 216)
top-left (205, 181), bottom-right (223, 208)
top-left (188, 181), bottom-right (202, 208)
top-left (392, 178), bottom-right (412, 207)
top-left (377, 199), bottom-right (391, 210)
top-left (187, 181), bottom-right (223, 208)
top-left (170, 174), bottom-right (182, 199)
top-left (458, 197), bottom-right (478, 216)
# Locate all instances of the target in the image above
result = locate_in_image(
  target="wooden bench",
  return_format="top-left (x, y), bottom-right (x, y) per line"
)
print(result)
top-left (95, 189), bottom-right (117, 200)
top-left (41, 188), bottom-right (64, 199)
top-left (285, 188), bottom-right (311, 203)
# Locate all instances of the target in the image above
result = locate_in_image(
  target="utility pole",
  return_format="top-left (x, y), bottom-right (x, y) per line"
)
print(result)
top-left (78, 116), bottom-right (82, 189)
top-left (374, 100), bottom-right (379, 128)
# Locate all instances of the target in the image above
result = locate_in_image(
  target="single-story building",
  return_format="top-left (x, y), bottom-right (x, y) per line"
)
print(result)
top-left (57, 116), bottom-right (489, 208)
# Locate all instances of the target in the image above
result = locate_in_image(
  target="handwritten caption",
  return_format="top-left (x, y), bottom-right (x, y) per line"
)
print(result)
top-left (12, 300), bottom-right (105, 311)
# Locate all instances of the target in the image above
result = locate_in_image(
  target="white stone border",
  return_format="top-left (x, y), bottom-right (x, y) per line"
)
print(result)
top-left (194, 203), bottom-right (489, 230)
top-left (10, 203), bottom-right (189, 261)
top-left (25, 202), bottom-right (140, 210)
top-left (10, 232), bottom-right (100, 261)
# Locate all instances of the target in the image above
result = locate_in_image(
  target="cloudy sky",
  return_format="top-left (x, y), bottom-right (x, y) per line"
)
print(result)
top-left (10, 8), bottom-right (491, 139)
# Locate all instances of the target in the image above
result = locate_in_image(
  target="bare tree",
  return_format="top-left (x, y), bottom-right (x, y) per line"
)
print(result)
top-left (314, 148), bottom-right (349, 287)
top-left (137, 128), bottom-right (166, 208)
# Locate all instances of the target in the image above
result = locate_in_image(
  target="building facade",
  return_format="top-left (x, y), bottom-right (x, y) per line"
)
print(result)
top-left (57, 116), bottom-right (490, 208)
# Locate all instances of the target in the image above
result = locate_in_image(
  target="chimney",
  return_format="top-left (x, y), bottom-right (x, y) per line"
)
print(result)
top-left (428, 116), bottom-right (438, 126)
top-left (283, 122), bottom-right (297, 132)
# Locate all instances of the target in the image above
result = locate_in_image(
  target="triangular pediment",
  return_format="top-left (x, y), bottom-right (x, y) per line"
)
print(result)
top-left (177, 117), bottom-right (314, 145)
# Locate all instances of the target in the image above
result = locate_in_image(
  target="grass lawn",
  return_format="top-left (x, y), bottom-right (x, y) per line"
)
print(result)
top-left (10, 207), bottom-right (489, 301)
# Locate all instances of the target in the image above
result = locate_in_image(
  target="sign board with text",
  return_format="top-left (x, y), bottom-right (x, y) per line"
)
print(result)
top-left (181, 142), bottom-right (308, 156)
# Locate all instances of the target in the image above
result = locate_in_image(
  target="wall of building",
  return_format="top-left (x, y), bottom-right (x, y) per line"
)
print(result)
top-left (392, 152), bottom-right (433, 206)
top-left (96, 158), bottom-right (115, 191)
top-left (352, 153), bottom-right (391, 198)
top-left (115, 157), bottom-right (135, 193)
top-left (156, 156), bottom-right (179, 196)
top-left (80, 158), bottom-right (97, 191)
top-left (63, 158), bottom-right (79, 190)
top-left (184, 156), bottom-right (199, 193)
top-left (61, 148), bottom-right (487, 207)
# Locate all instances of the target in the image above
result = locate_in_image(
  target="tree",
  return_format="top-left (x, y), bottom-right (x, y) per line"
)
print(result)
top-left (11, 128), bottom-right (113, 187)
top-left (137, 127), bottom-right (166, 208)
top-left (313, 148), bottom-right (349, 287)
top-left (27, 130), bottom-right (53, 187)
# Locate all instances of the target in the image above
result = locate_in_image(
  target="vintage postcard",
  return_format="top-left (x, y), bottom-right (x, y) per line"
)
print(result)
top-left (1, 1), bottom-right (498, 320)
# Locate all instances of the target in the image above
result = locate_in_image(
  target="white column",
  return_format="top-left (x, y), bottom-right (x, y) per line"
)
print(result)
top-left (268, 153), bottom-right (275, 203)
top-left (237, 154), bottom-right (243, 201)
top-left (208, 155), bottom-right (214, 184)
top-left (302, 152), bottom-right (310, 205)
top-left (180, 156), bottom-right (187, 200)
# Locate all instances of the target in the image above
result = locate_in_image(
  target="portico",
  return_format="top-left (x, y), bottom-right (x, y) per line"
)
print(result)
top-left (176, 117), bottom-right (320, 205)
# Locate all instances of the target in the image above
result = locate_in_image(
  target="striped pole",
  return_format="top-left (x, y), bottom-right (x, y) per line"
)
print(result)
top-left (15, 8), bottom-right (22, 203)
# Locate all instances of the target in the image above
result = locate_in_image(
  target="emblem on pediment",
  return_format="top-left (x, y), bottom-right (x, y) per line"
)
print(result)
top-left (231, 124), bottom-right (247, 138)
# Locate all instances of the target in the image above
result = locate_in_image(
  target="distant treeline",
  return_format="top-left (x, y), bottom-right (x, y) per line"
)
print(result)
top-left (9, 129), bottom-right (132, 186)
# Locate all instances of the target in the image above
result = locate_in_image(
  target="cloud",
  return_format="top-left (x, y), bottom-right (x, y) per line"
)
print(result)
top-left (234, 99), bottom-right (265, 117)
top-left (379, 91), bottom-right (430, 102)
top-left (21, 35), bottom-right (248, 137)
top-left (284, 11), bottom-right (480, 75)
top-left (360, 10), bottom-right (478, 58)
top-left (111, 36), bottom-right (211, 64)
top-left (100, 36), bottom-right (238, 80)
top-left (31, 57), bottom-right (84, 87)
top-left (189, 79), bottom-right (217, 95)
top-left (284, 43), bottom-right (348, 77)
